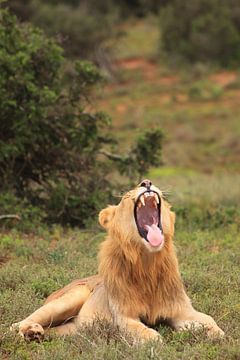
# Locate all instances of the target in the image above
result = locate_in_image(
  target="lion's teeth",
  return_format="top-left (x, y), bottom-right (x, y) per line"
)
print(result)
top-left (140, 195), bottom-right (145, 206)
top-left (154, 194), bottom-right (159, 204)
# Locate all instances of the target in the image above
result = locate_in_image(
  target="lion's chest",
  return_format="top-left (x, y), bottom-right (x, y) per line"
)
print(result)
top-left (123, 279), bottom-right (178, 324)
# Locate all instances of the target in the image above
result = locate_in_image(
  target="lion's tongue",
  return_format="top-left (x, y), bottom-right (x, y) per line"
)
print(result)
top-left (145, 224), bottom-right (164, 247)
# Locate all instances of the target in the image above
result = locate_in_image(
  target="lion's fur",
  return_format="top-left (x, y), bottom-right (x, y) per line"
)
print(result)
top-left (13, 183), bottom-right (224, 342)
top-left (99, 237), bottom-right (186, 324)
top-left (98, 194), bottom-right (187, 325)
top-left (44, 275), bottom-right (101, 304)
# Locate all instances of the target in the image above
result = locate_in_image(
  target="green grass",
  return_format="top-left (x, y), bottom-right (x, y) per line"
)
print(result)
top-left (1, 16), bottom-right (240, 360)
top-left (1, 173), bottom-right (240, 359)
top-left (114, 17), bottom-right (159, 60)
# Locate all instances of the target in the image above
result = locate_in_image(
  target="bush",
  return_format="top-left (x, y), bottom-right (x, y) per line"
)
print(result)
top-left (0, 6), bottom-right (163, 228)
top-left (8, 0), bottom-right (119, 59)
top-left (0, 193), bottom-right (45, 232)
top-left (111, 128), bottom-right (164, 181)
top-left (160, 0), bottom-right (240, 66)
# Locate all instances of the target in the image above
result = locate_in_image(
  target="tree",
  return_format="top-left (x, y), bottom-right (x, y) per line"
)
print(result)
top-left (160, 0), bottom-right (240, 66)
top-left (0, 6), bottom-right (163, 227)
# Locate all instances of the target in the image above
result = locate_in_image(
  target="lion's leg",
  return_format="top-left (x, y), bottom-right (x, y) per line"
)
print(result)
top-left (75, 284), bottom-right (111, 326)
top-left (116, 315), bottom-right (163, 344)
top-left (11, 285), bottom-right (90, 340)
top-left (76, 289), bottom-right (162, 343)
top-left (171, 306), bottom-right (224, 338)
top-left (47, 320), bottom-right (79, 336)
top-left (109, 300), bottom-right (162, 343)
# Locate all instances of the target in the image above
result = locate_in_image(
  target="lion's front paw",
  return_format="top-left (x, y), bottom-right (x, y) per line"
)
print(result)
top-left (11, 322), bottom-right (44, 342)
top-left (137, 328), bottom-right (163, 344)
top-left (207, 325), bottom-right (225, 339)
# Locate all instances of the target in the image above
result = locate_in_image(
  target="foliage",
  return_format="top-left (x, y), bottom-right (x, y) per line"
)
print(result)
top-left (0, 193), bottom-right (45, 232)
top-left (8, 0), bottom-right (170, 61)
top-left (116, 128), bottom-right (164, 181)
top-left (8, 0), bottom-right (119, 59)
top-left (160, 0), bottom-right (240, 66)
top-left (0, 7), bottom-right (163, 228)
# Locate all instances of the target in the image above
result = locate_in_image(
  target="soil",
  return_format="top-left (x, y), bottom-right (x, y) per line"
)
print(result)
top-left (115, 57), bottom-right (178, 83)
top-left (209, 71), bottom-right (237, 87)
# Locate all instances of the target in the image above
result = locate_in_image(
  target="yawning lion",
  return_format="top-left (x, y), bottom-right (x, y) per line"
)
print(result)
top-left (11, 180), bottom-right (224, 343)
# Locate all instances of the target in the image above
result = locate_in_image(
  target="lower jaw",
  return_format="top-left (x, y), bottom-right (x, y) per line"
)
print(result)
top-left (143, 239), bottom-right (165, 252)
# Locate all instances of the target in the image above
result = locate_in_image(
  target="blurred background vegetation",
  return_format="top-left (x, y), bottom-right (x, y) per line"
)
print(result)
top-left (0, 0), bottom-right (240, 230)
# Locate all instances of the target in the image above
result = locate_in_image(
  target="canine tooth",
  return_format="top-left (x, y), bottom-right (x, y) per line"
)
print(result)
top-left (140, 195), bottom-right (145, 206)
top-left (154, 194), bottom-right (159, 204)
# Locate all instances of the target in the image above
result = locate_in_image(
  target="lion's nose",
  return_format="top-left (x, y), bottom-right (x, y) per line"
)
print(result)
top-left (140, 179), bottom-right (152, 189)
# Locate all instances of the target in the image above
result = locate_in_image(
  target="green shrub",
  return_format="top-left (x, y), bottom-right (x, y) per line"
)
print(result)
top-left (0, 7), bottom-right (108, 227)
top-left (0, 6), bottom-right (163, 228)
top-left (8, 0), bottom-right (119, 59)
top-left (0, 193), bottom-right (45, 232)
top-left (117, 128), bottom-right (164, 181)
top-left (160, 0), bottom-right (240, 66)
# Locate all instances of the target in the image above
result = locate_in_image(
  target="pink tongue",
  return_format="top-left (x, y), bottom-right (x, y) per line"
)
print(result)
top-left (145, 224), bottom-right (164, 247)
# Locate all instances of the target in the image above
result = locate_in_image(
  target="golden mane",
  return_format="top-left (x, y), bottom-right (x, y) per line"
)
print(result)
top-left (99, 229), bottom-right (185, 324)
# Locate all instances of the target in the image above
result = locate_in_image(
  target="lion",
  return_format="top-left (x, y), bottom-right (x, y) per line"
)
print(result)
top-left (11, 180), bottom-right (224, 343)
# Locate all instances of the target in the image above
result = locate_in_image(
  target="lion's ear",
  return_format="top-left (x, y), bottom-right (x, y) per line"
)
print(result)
top-left (99, 205), bottom-right (116, 229)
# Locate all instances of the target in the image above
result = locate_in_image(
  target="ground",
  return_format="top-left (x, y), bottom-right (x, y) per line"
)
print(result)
top-left (96, 17), bottom-right (240, 173)
top-left (0, 17), bottom-right (240, 360)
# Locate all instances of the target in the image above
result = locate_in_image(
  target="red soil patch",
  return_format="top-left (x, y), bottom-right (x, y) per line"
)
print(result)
top-left (176, 94), bottom-right (188, 103)
top-left (159, 76), bottom-right (178, 85)
top-left (115, 57), bottom-right (178, 84)
top-left (209, 71), bottom-right (237, 87)
top-left (158, 94), bottom-right (171, 104)
top-left (116, 57), bottom-right (157, 80)
top-left (116, 104), bottom-right (128, 114)
top-left (116, 58), bottom-right (149, 70)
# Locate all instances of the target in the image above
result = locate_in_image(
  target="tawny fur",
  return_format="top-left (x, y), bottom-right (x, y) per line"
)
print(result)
top-left (44, 275), bottom-right (101, 304)
top-left (11, 183), bottom-right (224, 343)
top-left (99, 232), bottom-right (186, 324)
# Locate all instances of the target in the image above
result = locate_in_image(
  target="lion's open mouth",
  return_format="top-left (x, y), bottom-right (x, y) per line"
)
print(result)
top-left (134, 191), bottom-right (164, 248)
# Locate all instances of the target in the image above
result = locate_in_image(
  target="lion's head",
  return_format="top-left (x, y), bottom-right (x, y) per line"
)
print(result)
top-left (99, 180), bottom-right (175, 253)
